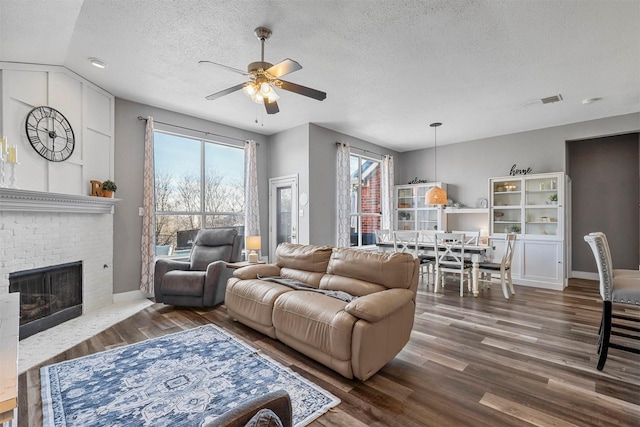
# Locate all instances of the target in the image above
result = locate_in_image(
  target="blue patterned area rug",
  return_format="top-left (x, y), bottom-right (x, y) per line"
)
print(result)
top-left (41, 324), bottom-right (340, 426)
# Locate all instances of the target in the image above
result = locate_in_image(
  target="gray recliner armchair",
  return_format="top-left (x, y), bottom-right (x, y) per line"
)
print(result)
top-left (154, 228), bottom-right (243, 307)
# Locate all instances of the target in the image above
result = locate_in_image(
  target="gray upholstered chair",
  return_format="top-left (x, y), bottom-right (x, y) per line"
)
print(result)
top-left (206, 390), bottom-right (292, 427)
top-left (584, 232), bottom-right (640, 370)
top-left (154, 228), bottom-right (243, 307)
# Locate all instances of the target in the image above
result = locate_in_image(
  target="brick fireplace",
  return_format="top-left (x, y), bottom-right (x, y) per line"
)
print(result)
top-left (0, 189), bottom-right (118, 333)
top-left (9, 261), bottom-right (83, 339)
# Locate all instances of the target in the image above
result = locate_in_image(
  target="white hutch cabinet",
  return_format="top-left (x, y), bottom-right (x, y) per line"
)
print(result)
top-left (489, 172), bottom-right (568, 290)
top-left (394, 183), bottom-right (447, 231)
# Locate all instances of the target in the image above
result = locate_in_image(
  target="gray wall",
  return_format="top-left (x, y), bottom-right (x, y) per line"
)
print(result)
top-left (113, 98), bottom-right (269, 295)
top-left (568, 133), bottom-right (639, 271)
top-left (266, 123), bottom-right (398, 247)
top-left (113, 103), bottom-right (639, 294)
top-left (398, 115), bottom-right (640, 205)
top-left (397, 113), bottom-right (640, 273)
top-left (267, 124), bottom-right (310, 244)
top-left (307, 124), bottom-right (398, 246)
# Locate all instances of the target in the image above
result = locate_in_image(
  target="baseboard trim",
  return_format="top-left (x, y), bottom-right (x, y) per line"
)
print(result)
top-left (571, 271), bottom-right (599, 280)
top-left (113, 290), bottom-right (147, 303)
top-left (511, 278), bottom-right (565, 291)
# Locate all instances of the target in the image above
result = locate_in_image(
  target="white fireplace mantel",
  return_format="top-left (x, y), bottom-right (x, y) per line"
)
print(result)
top-left (0, 188), bottom-right (119, 214)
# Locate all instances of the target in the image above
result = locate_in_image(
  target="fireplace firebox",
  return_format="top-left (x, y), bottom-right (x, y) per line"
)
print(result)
top-left (9, 261), bottom-right (83, 340)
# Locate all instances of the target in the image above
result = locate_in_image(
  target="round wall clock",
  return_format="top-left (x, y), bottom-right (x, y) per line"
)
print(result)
top-left (25, 106), bottom-right (75, 162)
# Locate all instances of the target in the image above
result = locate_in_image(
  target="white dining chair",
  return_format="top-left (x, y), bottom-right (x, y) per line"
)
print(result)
top-left (434, 233), bottom-right (472, 297)
top-left (477, 233), bottom-right (517, 299)
top-left (418, 230), bottom-right (438, 284)
top-left (393, 231), bottom-right (419, 258)
top-left (452, 230), bottom-right (481, 245)
top-left (375, 229), bottom-right (391, 244)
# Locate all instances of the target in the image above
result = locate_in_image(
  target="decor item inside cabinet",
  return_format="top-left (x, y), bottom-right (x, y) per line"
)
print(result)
top-left (395, 182), bottom-right (446, 231)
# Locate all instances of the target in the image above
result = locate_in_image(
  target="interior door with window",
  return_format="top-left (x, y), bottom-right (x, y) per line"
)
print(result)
top-left (269, 175), bottom-right (299, 259)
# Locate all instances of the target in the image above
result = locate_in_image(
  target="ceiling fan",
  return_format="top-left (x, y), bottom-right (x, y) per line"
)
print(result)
top-left (200, 27), bottom-right (327, 115)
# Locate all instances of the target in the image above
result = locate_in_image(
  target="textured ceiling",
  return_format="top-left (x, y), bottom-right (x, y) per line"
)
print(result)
top-left (1, 0), bottom-right (639, 151)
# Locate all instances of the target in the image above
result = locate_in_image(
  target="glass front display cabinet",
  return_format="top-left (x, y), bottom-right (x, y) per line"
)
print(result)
top-left (490, 172), bottom-right (563, 239)
top-left (488, 172), bottom-right (567, 290)
top-left (395, 183), bottom-right (446, 231)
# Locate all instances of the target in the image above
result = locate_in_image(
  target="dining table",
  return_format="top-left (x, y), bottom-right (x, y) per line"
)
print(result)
top-left (376, 241), bottom-right (493, 297)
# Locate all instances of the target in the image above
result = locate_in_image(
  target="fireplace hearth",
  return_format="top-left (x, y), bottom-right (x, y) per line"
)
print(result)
top-left (9, 261), bottom-right (83, 340)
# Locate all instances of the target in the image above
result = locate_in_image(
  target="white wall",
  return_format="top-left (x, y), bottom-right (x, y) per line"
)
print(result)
top-left (0, 63), bottom-right (114, 194)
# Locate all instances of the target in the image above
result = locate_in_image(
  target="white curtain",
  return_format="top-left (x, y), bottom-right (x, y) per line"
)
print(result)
top-left (140, 116), bottom-right (155, 294)
top-left (244, 140), bottom-right (260, 237)
top-left (381, 155), bottom-right (395, 230)
top-left (336, 142), bottom-right (351, 247)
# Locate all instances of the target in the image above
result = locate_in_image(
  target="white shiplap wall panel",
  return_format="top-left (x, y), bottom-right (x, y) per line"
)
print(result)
top-left (49, 71), bottom-right (83, 165)
top-left (0, 63), bottom-right (114, 196)
top-left (82, 128), bottom-right (111, 194)
top-left (2, 70), bottom-right (49, 191)
top-left (83, 84), bottom-right (114, 187)
top-left (48, 161), bottom-right (83, 195)
top-left (85, 85), bottom-right (112, 136)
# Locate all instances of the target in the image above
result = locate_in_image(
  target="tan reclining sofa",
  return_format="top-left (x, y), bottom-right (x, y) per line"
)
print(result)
top-left (225, 243), bottom-right (420, 381)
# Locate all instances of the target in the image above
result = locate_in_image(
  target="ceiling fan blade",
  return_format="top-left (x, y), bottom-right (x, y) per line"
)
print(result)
top-left (277, 80), bottom-right (326, 101)
top-left (199, 60), bottom-right (249, 76)
top-left (266, 58), bottom-right (302, 78)
top-left (264, 100), bottom-right (279, 115)
top-left (205, 83), bottom-right (246, 100)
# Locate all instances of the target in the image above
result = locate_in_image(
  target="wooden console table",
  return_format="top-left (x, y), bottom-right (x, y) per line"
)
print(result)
top-left (0, 293), bottom-right (19, 425)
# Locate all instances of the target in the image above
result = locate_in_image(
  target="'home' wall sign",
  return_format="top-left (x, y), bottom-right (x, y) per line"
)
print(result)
top-left (408, 177), bottom-right (429, 184)
top-left (509, 164), bottom-right (533, 176)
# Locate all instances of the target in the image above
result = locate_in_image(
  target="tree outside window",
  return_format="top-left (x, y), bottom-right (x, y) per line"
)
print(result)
top-left (153, 131), bottom-right (244, 256)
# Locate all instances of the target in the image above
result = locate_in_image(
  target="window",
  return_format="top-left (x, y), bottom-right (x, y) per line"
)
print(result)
top-left (350, 153), bottom-right (382, 246)
top-left (154, 131), bottom-right (244, 256)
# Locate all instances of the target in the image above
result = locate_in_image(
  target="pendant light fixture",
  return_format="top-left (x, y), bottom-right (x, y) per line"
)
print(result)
top-left (425, 122), bottom-right (448, 205)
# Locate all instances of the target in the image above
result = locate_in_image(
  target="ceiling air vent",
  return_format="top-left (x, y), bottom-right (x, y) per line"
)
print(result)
top-left (541, 94), bottom-right (563, 104)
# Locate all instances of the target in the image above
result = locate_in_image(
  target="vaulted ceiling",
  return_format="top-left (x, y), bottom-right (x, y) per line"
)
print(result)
top-left (1, 0), bottom-right (639, 151)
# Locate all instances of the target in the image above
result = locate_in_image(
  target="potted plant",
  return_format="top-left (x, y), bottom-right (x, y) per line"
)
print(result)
top-left (101, 179), bottom-right (117, 198)
top-left (549, 193), bottom-right (558, 205)
top-left (509, 225), bottom-right (521, 233)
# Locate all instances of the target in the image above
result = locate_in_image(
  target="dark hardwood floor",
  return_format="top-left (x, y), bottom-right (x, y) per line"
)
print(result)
top-left (19, 278), bottom-right (640, 426)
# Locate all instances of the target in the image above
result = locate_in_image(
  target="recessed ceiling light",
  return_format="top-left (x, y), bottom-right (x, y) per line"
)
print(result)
top-left (582, 97), bottom-right (601, 105)
top-left (89, 58), bottom-right (107, 69)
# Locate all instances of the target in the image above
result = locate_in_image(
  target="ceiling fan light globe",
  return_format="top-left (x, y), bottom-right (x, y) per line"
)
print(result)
top-left (243, 84), bottom-right (256, 96)
top-left (267, 91), bottom-right (280, 102)
top-left (260, 82), bottom-right (271, 95)
top-left (254, 94), bottom-right (264, 104)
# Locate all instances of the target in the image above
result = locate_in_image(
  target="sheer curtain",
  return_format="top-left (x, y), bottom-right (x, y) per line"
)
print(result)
top-left (381, 155), bottom-right (395, 231)
top-left (140, 116), bottom-right (155, 294)
top-left (244, 140), bottom-right (260, 238)
top-left (336, 142), bottom-right (351, 247)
